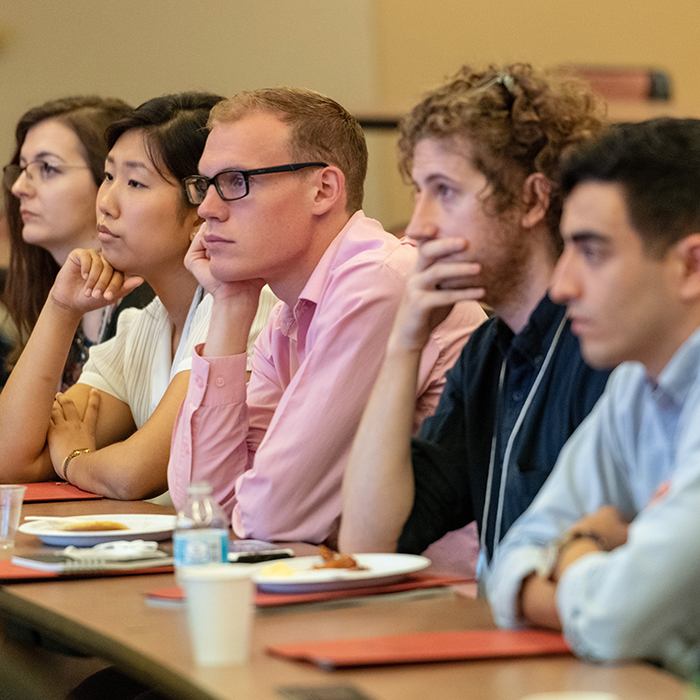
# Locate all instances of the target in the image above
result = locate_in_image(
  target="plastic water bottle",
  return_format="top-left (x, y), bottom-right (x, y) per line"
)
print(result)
top-left (173, 482), bottom-right (228, 571)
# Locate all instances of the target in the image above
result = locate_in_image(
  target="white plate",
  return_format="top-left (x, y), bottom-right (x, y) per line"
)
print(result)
top-left (252, 553), bottom-right (430, 593)
top-left (18, 514), bottom-right (177, 547)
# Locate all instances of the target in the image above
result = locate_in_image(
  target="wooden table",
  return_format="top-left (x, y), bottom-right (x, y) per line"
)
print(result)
top-left (1, 499), bottom-right (697, 700)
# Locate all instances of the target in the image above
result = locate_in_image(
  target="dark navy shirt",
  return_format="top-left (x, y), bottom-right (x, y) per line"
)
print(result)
top-left (398, 294), bottom-right (610, 562)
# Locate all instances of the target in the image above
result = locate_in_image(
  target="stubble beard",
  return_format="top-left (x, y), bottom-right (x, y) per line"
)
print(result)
top-left (479, 222), bottom-right (534, 312)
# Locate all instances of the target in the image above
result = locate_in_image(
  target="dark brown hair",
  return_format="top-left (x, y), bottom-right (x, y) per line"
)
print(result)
top-left (106, 92), bottom-right (224, 215)
top-left (2, 96), bottom-right (132, 374)
top-left (561, 118), bottom-right (700, 257)
top-left (398, 64), bottom-right (605, 254)
top-left (209, 87), bottom-right (368, 214)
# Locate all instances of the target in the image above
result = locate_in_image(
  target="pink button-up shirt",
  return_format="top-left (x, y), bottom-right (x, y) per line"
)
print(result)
top-left (168, 212), bottom-right (486, 543)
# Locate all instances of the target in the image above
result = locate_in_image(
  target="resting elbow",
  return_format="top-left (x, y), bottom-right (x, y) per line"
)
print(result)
top-left (564, 611), bottom-right (651, 663)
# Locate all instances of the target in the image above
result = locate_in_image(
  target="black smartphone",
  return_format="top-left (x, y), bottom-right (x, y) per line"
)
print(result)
top-left (227, 539), bottom-right (295, 563)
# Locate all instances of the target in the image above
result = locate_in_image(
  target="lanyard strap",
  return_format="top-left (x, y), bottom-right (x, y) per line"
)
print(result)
top-left (479, 315), bottom-right (567, 562)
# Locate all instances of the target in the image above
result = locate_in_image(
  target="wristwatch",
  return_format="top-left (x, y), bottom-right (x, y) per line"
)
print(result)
top-left (539, 530), bottom-right (610, 581)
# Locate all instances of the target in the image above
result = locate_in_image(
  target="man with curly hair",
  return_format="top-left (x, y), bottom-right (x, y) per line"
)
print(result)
top-left (340, 64), bottom-right (611, 577)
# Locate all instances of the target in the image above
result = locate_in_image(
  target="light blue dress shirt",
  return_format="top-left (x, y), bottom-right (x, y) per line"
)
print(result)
top-left (487, 326), bottom-right (700, 678)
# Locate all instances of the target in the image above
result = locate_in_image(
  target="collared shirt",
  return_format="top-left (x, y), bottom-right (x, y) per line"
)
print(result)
top-left (78, 285), bottom-right (276, 428)
top-left (78, 288), bottom-right (213, 428)
top-left (399, 295), bottom-right (610, 562)
top-left (487, 326), bottom-right (700, 678)
top-left (168, 212), bottom-right (487, 543)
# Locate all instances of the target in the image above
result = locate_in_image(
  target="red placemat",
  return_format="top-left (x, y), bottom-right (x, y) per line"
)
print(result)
top-left (0, 559), bottom-right (173, 582)
top-left (21, 482), bottom-right (102, 502)
top-left (267, 629), bottom-right (571, 669)
top-left (146, 573), bottom-right (473, 608)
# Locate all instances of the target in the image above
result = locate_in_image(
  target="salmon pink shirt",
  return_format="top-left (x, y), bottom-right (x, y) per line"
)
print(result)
top-left (168, 212), bottom-right (487, 543)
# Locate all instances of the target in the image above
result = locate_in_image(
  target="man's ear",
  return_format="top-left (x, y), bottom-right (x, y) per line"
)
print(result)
top-left (675, 233), bottom-right (700, 301)
top-left (310, 165), bottom-right (345, 215)
top-left (520, 172), bottom-right (551, 229)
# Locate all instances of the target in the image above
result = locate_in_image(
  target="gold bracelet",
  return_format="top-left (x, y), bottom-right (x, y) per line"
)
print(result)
top-left (61, 448), bottom-right (91, 482)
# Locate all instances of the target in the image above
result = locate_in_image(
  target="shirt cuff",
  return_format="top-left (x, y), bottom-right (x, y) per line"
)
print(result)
top-left (555, 550), bottom-right (609, 658)
top-left (190, 344), bottom-right (248, 407)
top-left (486, 545), bottom-right (544, 628)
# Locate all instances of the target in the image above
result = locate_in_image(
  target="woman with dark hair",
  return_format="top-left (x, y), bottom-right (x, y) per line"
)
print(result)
top-left (0, 92), bottom-right (277, 498)
top-left (0, 96), bottom-right (150, 390)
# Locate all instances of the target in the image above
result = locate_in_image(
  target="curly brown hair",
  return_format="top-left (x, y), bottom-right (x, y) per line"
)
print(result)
top-left (398, 63), bottom-right (606, 253)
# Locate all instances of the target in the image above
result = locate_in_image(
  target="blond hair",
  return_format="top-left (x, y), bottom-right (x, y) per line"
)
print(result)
top-left (209, 88), bottom-right (368, 214)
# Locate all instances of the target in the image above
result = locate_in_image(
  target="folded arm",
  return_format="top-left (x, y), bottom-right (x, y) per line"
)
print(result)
top-left (0, 250), bottom-right (142, 483)
top-left (47, 371), bottom-right (190, 499)
top-left (489, 368), bottom-right (700, 667)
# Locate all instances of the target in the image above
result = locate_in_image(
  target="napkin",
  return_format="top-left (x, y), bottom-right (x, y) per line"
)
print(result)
top-left (146, 573), bottom-right (472, 608)
top-left (21, 482), bottom-right (102, 502)
top-left (267, 629), bottom-right (571, 670)
top-left (0, 558), bottom-right (173, 581)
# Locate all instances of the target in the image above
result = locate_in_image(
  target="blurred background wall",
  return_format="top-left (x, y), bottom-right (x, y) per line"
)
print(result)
top-left (1, 0), bottom-right (699, 247)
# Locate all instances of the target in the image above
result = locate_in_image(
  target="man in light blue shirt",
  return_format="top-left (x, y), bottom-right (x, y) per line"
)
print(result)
top-left (487, 118), bottom-right (700, 678)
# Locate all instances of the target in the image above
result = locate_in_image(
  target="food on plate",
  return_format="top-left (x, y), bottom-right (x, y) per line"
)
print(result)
top-left (312, 545), bottom-right (368, 571)
top-left (58, 521), bottom-right (130, 532)
top-left (258, 547), bottom-right (370, 578)
top-left (259, 561), bottom-right (297, 577)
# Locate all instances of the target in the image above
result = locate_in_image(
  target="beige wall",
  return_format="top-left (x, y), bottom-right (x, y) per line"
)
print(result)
top-left (375, 0), bottom-right (700, 106)
top-left (373, 0), bottom-right (700, 228)
top-left (0, 0), bottom-right (384, 225)
top-left (2, 0), bottom-right (700, 234)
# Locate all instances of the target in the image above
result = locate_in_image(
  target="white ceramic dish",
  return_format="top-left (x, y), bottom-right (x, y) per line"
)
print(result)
top-left (252, 553), bottom-right (431, 593)
top-left (18, 514), bottom-right (177, 547)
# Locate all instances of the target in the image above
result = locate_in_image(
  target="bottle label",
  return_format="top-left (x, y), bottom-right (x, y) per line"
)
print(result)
top-left (173, 529), bottom-right (228, 567)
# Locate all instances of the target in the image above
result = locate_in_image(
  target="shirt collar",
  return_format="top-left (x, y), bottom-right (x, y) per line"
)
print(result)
top-left (278, 211), bottom-right (363, 335)
top-left (494, 293), bottom-right (567, 365)
top-left (652, 325), bottom-right (700, 405)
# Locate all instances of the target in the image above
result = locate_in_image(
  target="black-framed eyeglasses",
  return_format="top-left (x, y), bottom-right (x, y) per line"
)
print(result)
top-left (3, 159), bottom-right (90, 190)
top-left (183, 162), bottom-right (328, 204)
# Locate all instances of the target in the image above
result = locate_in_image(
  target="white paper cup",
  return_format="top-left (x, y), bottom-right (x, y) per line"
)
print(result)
top-left (0, 485), bottom-right (26, 549)
top-left (179, 564), bottom-right (254, 666)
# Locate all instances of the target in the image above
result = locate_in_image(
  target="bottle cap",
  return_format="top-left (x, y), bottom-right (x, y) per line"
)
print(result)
top-left (188, 482), bottom-right (213, 495)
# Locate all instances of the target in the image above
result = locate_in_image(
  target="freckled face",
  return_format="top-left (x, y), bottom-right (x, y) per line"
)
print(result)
top-left (406, 137), bottom-right (531, 308)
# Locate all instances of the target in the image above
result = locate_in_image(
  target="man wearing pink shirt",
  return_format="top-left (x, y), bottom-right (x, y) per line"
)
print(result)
top-left (168, 87), bottom-right (486, 544)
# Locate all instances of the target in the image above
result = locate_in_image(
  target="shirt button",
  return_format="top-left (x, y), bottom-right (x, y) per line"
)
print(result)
top-left (216, 377), bottom-right (225, 388)
top-left (513, 391), bottom-right (523, 401)
top-left (195, 376), bottom-right (204, 388)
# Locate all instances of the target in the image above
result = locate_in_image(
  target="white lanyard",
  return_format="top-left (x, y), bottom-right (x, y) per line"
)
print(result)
top-left (478, 315), bottom-right (567, 570)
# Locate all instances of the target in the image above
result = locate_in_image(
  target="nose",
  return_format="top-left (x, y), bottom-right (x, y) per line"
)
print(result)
top-left (549, 246), bottom-right (580, 305)
top-left (197, 183), bottom-right (227, 221)
top-left (11, 169), bottom-right (33, 198)
top-left (405, 192), bottom-right (439, 243)
top-left (97, 180), bottom-right (118, 219)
